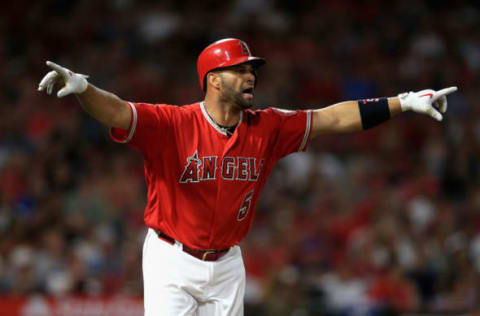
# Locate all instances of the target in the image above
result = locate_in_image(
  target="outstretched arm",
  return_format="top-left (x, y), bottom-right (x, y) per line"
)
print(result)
top-left (38, 61), bottom-right (131, 130)
top-left (310, 87), bottom-right (458, 138)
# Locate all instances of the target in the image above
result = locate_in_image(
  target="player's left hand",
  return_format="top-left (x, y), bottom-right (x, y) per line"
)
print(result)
top-left (38, 61), bottom-right (89, 98)
top-left (398, 86), bottom-right (458, 121)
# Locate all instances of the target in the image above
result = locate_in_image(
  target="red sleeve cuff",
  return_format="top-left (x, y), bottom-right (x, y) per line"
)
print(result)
top-left (110, 102), bottom-right (137, 143)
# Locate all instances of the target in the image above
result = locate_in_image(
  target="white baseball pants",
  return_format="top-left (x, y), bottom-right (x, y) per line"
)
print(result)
top-left (142, 228), bottom-right (246, 316)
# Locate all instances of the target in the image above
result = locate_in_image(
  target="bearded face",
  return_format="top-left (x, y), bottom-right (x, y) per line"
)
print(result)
top-left (214, 63), bottom-right (256, 109)
top-left (218, 75), bottom-right (254, 109)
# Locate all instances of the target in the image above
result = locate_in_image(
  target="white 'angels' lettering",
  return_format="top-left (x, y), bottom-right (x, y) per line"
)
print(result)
top-left (221, 157), bottom-right (236, 180)
top-left (202, 156), bottom-right (217, 180)
top-left (179, 151), bottom-right (202, 183)
top-left (178, 151), bottom-right (264, 183)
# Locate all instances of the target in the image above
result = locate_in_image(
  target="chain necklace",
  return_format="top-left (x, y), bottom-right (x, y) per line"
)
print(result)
top-left (216, 123), bottom-right (236, 137)
top-left (205, 109), bottom-right (237, 137)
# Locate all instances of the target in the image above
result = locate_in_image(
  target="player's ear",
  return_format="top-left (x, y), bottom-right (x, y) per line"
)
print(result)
top-left (207, 72), bottom-right (222, 90)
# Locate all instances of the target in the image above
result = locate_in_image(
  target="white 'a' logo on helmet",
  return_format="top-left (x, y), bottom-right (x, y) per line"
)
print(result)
top-left (239, 40), bottom-right (250, 56)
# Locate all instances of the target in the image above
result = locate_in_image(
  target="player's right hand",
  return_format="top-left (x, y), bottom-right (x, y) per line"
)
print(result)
top-left (38, 61), bottom-right (89, 98)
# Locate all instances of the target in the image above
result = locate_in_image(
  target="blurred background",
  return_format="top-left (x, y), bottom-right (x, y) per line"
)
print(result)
top-left (1, 0), bottom-right (480, 315)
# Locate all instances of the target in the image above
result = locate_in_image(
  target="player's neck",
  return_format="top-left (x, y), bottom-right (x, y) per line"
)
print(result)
top-left (203, 97), bottom-right (241, 127)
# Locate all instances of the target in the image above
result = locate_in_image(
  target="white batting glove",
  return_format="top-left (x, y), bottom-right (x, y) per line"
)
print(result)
top-left (398, 86), bottom-right (458, 121)
top-left (37, 61), bottom-right (89, 98)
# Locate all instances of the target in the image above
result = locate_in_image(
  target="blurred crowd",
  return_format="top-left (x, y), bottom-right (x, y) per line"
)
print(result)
top-left (1, 0), bottom-right (480, 315)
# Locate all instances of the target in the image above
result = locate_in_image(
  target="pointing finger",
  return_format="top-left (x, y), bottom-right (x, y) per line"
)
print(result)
top-left (46, 61), bottom-right (68, 77)
top-left (433, 86), bottom-right (458, 101)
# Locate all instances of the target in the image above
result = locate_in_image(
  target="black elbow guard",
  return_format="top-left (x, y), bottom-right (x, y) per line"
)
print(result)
top-left (358, 98), bottom-right (390, 129)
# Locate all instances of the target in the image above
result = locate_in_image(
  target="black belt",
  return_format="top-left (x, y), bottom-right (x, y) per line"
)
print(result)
top-left (155, 230), bottom-right (230, 262)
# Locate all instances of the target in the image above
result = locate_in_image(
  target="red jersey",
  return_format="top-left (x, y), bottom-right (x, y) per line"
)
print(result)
top-left (111, 102), bottom-right (312, 250)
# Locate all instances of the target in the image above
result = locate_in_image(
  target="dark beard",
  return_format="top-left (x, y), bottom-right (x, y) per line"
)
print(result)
top-left (219, 78), bottom-right (253, 109)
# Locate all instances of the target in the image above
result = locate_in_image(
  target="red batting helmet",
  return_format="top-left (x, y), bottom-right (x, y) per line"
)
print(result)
top-left (197, 38), bottom-right (266, 91)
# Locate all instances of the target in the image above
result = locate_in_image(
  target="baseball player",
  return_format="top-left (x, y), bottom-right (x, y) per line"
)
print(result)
top-left (38, 38), bottom-right (457, 315)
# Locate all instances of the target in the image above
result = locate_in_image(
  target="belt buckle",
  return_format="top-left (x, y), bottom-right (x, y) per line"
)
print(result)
top-left (202, 250), bottom-right (216, 261)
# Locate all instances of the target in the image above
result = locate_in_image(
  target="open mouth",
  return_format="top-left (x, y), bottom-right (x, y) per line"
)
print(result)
top-left (242, 87), bottom-right (254, 99)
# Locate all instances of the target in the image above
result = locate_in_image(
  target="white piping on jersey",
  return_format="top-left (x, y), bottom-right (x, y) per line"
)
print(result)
top-left (118, 102), bottom-right (138, 143)
top-left (200, 101), bottom-right (243, 136)
top-left (298, 110), bottom-right (311, 152)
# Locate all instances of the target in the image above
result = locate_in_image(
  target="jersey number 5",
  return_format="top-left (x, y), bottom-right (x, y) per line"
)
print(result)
top-left (237, 190), bottom-right (254, 221)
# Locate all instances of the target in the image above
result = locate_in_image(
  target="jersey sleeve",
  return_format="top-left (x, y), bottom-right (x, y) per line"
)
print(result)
top-left (110, 102), bottom-right (175, 155)
top-left (269, 108), bottom-right (313, 160)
